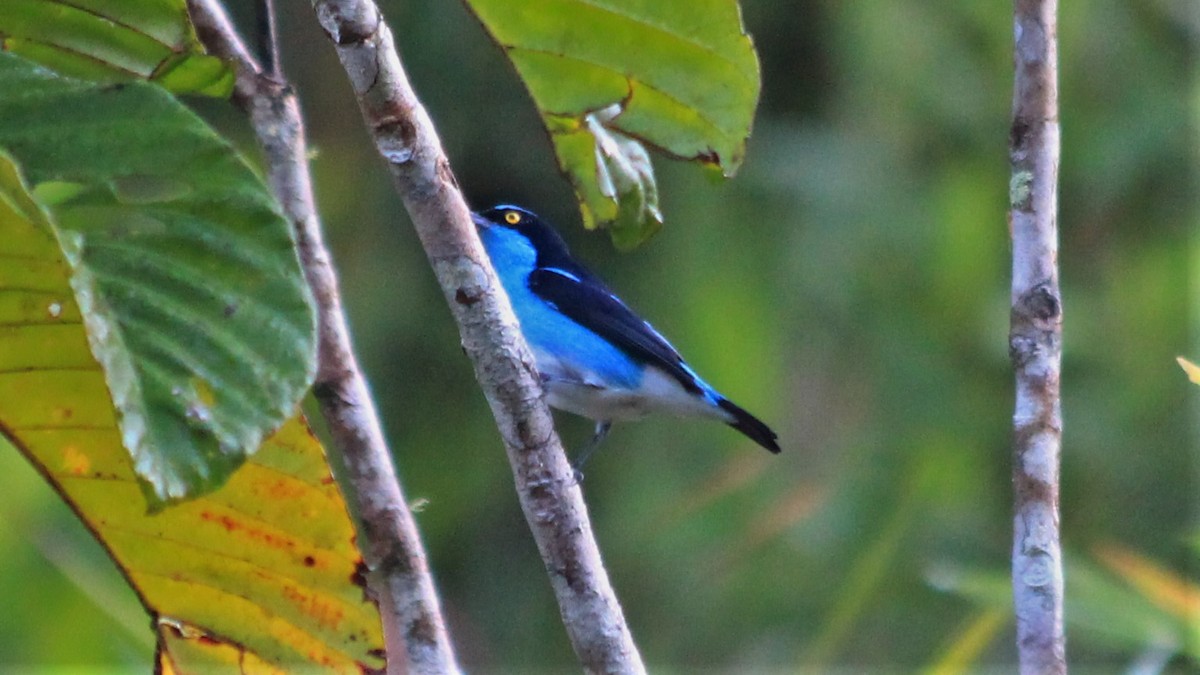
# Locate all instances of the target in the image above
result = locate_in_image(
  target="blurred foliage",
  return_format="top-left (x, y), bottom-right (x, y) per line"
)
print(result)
top-left (931, 547), bottom-right (1199, 667)
top-left (0, 0), bottom-right (1195, 671)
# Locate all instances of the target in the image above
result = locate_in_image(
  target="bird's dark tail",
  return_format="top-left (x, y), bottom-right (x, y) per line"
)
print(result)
top-left (717, 398), bottom-right (780, 453)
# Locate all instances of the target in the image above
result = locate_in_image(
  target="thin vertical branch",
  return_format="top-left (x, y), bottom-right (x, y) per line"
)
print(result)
top-left (186, 2), bottom-right (459, 672)
top-left (308, 1), bottom-right (646, 672)
top-left (254, 0), bottom-right (281, 78)
top-left (1008, 1), bottom-right (1066, 673)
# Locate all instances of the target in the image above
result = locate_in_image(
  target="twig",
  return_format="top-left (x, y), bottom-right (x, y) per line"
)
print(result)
top-left (255, 0), bottom-right (281, 79)
top-left (1008, 1), bottom-right (1066, 673)
top-left (186, 1), bottom-right (459, 672)
top-left (308, 1), bottom-right (646, 672)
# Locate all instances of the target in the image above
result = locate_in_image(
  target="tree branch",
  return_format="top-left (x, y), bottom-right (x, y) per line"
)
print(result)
top-left (1008, 1), bottom-right (1066, 672)
top-left (185, 2), bottom-right (459, 672)
top-left (307, 1), bottom-right (646, 672)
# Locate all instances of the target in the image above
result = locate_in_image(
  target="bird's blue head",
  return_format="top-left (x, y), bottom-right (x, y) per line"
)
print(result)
top-left (472, 205), bottom-right (574, 270)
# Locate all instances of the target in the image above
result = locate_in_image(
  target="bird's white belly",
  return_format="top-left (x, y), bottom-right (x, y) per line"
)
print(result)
top-left (534, 349), bottom-right (727, 423)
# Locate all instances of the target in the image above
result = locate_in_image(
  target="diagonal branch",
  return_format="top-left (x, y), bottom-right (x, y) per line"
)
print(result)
top-left (1008, 0), bottom-right (1066, 673)
top-left (308, 1), bottom-right (646, 672)
top-left (185, 1), bottom-right (459, 672)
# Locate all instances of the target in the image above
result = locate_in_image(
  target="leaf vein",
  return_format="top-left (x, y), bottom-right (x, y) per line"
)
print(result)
top-left (36, 0), bottom-right (185, 52)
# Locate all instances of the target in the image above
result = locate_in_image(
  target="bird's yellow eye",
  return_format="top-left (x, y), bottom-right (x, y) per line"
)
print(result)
top-left (504, 211), bottom-right (522, 225)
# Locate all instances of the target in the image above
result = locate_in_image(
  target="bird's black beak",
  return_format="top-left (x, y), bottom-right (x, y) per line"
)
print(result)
top-left (470, 212), bottom-right (491, 231)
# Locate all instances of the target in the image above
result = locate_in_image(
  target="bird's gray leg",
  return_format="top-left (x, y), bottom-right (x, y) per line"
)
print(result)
top-left (571, 420), bottom-right (612, 483)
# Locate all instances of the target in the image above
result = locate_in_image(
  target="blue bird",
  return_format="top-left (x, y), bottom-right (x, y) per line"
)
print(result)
top-left (472, 205), bottom-right (780, 470)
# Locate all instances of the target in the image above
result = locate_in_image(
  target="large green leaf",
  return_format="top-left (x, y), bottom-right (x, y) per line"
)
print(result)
top-left (0, 0), bottom-right (232, 96)
top-left (466, 0), bottom-right (761, 248)
top-left (0, 151), bottom-right (381, 670)
top-left (0, 53), bottom-right (316, 503)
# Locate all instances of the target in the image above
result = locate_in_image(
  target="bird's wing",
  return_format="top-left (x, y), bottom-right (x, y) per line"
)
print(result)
top-left (527, 267), bottom-right (704, 395)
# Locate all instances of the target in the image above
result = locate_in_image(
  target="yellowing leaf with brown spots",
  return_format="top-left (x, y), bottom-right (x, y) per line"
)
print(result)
top-left (0, 152), bottom-right (384, 672)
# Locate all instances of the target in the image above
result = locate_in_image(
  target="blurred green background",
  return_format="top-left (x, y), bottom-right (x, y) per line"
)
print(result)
top-left (1, 0), bottom-right (1196, 671)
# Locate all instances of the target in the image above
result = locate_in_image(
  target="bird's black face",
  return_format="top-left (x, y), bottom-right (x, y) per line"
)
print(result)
top-left (478, 205), bottom-right (540, 233)
top-left (474, 204), bottom-right (574, 267)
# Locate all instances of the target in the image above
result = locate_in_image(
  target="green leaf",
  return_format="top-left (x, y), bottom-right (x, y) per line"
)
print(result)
top-left (466, 0), bottom-right (760, 247)
top-left (0, 53), bottom-right (316, 504)
top-left (0, 0), bottom-right (232, 96)
top-left (0, 149), bottom-right (378, 668)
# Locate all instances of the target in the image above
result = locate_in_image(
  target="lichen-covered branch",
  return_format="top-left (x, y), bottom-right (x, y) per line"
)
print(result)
top-left (1008, 1), bottom-right (1066, 672)
top-left (308, 1), bottom-right (645, 672)
top-left (186, 1), bottom-right (459, 671)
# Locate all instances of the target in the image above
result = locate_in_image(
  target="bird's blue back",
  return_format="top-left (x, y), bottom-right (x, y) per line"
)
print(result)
top-left (477, 217), bottom-right (643, 390)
